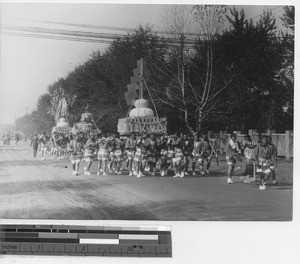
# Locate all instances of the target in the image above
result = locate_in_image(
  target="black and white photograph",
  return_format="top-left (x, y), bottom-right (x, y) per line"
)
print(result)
top-left (0, 1), bottom-right (295, 223)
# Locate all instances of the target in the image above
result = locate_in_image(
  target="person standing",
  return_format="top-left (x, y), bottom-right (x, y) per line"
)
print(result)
top-left (97, 133), bottom-right (111, 176)
top-left (225, 133), bottom-right (241, 184)
top-left (125, 132), bottom-right (136, 176)
top-left (113, 134), bottom-right (124, 175)
top-left (182, 134), bottom-right (193, 175)
top-left (68, 133), bottom-right (84, 176)
top-left (55, 133), bottom-right (65, 159)
top-left (30, 133), bottom-right (39, 158)
top-left (50, 132), bottom-right (58, 159)
top-left (83, 133), bottom-right (98, 175)
top-left (191, 132), bottom-right (202, 176)
top-left (240, 135), bottom-right (257, 182)
top-left (15, 133), bottom-right (20, 145)
top-left (199, 134), bottom-right (212, 175)
top-left (108, 134), bottom-right (116, 173)
top-left (134, 133), bottom-right (148, 178)
top-left (171, 132), bottom-right (185, 178)
top-left (38, 132), bottom-right (49, 160)
top-left (146, 133), bottom-right (157, 176)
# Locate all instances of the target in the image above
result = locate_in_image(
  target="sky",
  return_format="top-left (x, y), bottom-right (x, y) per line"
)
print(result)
top-left (0, 1), bottom-right (289, 124)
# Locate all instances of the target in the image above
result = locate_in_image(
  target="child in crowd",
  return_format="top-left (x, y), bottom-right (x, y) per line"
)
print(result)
top-left (83, 133), bottom-right (97, 175)
top-left (225, 133), bottom-right (241, 184)
top-left (97, 133), bottom-right (111, 176)
top-left (182, 134), bottom-right (193, 175)
top-left (69, 133), bottom-right (84, 176)
top-left (192, 132), bottom-right (202, 175)
top-left (240, 135), bottom-right (257, 183)
top-left (199, 134), bottom-right (212, 175)
top-left (125, 132), bottom-right (136, 176)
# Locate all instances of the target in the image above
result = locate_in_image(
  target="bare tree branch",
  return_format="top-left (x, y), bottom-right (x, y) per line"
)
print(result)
top-left (187, 69), bottom-right (200, 104)
top-left (148, 87), bottom-right (185, 112)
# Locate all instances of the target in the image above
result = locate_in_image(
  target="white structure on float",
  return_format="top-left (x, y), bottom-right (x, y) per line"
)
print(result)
top-left (118, 58), bottom-right (167, 135)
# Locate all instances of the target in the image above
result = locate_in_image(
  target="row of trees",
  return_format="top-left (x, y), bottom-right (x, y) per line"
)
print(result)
top-left (16, 5), bottom-right (294, 135)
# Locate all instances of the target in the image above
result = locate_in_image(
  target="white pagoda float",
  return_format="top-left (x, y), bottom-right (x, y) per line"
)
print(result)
top-left (118, 58), bottom-right (167, 136)
top-left (52, 97), bottom-right (71, 134)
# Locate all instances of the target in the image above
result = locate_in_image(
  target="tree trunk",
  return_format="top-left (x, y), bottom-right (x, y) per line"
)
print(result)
top-left (197, 109), bottom-right (203, 132)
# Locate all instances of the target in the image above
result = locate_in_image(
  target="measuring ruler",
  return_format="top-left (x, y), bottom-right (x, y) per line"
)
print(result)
top-left (0, 224), bottom-right (172, 257)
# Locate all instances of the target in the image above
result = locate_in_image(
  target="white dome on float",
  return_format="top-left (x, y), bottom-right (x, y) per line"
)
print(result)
top-left (57, 117), bottom-right (69, 127)
top-left (134, 99), bottom-right (149, 108)
top-left (129, 107), bottom-right (154, 118)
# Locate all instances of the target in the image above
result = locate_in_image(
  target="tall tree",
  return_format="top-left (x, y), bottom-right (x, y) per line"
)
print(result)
top-left (215, 7), bottom-right (290, 131)
top-left (149, 5), bottom-right (234, 133)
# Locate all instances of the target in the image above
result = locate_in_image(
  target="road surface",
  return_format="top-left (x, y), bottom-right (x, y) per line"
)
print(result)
top-left (0, 142), bottom-right (293, 220)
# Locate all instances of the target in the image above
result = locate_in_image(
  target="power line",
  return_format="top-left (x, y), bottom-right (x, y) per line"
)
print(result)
top-left (273, 8), bottom-right (284, 16)
top-left (1, 14), bottom-right (293, 47)
top-left (1, 24), bottom-right (199, 45)
top-left (248, 6), bottom-right (283, 20)
top-left (1, 24), bottom-right (125, 40)
top-left (2, 31), bottom-right (113, 44)
top-left (2, 16), bottom-right (136, 32)
top-left (1, 29), bottom-right (197, 46)
top-left (1, 15), bottom-right (199, 37)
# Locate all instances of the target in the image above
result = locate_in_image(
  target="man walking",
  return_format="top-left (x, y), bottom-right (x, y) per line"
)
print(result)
top-left (38, 132), bottom-right (49, 160)
top-left (30, 133), bottom-right (39, 158)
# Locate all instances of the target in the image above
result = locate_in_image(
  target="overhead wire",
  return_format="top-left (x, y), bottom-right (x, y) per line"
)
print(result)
top-left (2, 15), bottom-right (207, 37)
top-left (1, 24), bottom-right (198, 45)
top-left (1, 24), bottom-right (125, 39)
top-left (1, 6), bottom-right (291, 46)
top-left (1, 15), bottom-right (136, 32)
top-left (1, 6), bottom-right (286, 41)
top-left (248, 6), bottom-right (282, 20)
top-left (2, 31), bottom-right (113, 44)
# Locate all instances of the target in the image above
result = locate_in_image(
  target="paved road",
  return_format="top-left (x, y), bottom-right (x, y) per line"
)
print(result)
top-left (0, 142), bottom-right (293, 220)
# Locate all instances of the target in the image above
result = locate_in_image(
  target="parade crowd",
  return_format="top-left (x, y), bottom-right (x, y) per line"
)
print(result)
top-left (28, 130), bottom-right (278, 191)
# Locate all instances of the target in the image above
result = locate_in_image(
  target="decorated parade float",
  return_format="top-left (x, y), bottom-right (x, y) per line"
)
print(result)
top-left (71, 105), bottom-right (99, 135)
top-left (52, 93), bottom-right (98, 136)
top-left (117, 58), bottom-right (167, 136)
top-left (51, 96), bottom-right (71, 135)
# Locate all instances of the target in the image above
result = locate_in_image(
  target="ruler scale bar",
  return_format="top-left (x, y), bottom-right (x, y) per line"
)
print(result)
top-left (0, 225), bottom-right (171, 257)
top-left (1, 225), bottom-right (170, 230)
top-left (1, 242), bottom-right (172, 256)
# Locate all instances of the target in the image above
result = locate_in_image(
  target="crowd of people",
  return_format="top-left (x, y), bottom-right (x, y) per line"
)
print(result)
top-left (1, 132), bottom-right (23, 145)
top-left (28, 130), bottom-right (278, 190)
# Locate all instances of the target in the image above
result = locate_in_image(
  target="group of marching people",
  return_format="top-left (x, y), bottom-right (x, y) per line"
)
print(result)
top-left (68, 131), bottom-right (212, 179)
top-left (30, 132), bottom-right (70, 160)
top-left (29, 130), bottom-right (279, 190)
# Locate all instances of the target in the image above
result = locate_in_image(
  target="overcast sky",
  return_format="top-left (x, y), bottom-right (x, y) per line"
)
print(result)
top-left (0, 1), bottom-right (289, 125)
